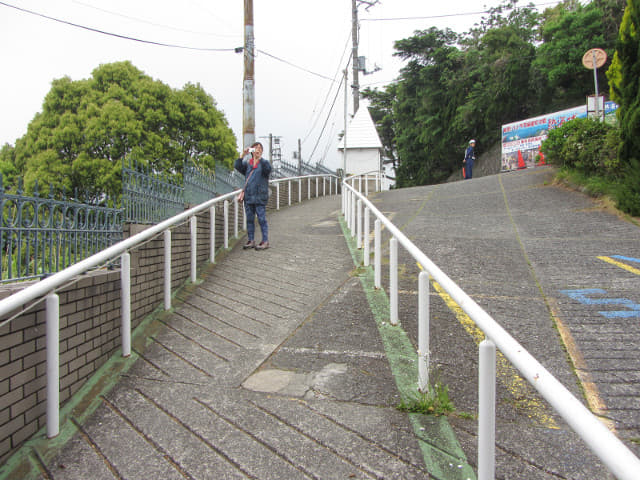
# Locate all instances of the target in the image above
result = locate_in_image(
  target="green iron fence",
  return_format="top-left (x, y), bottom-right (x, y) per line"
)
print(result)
top-left (184, 161), bottom-right (218, 206)
top-left (0, 176), bottom-right (123, 283)
top-left (122, 159), bottom-right (185, 224)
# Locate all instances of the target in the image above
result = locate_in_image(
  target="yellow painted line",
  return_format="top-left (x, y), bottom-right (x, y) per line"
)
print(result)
top-left (418, 263), bottom-right (558, 429)
top-left (597, 256), bottom-right (640, 276)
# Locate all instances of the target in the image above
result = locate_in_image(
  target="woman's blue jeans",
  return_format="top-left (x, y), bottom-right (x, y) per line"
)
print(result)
top-left (245, 203), bottom-right (268, 242)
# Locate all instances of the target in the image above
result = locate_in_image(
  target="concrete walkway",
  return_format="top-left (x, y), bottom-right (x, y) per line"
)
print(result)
top-left (4, 167), bottom-right (639, 479)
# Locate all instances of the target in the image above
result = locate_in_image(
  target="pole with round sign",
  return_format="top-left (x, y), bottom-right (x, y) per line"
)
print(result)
top-left (582, 48), bottom-right (607, 120)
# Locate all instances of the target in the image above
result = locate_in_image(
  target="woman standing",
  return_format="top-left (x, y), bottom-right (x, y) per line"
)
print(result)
top-left (235, 142), bottom-right (272, 250)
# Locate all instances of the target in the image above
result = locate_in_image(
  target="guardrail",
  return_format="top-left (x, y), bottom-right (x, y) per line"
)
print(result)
top-left (342, 173), bottom-right (640, 480)
top-left (0, 173), bottom-right (338, 458)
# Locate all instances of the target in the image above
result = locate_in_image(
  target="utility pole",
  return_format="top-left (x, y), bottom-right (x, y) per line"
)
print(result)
top-left (343, 68), bottom-right (348, 177)
top-left (352, 0), bottom-right (379, 114)
top-left (351, 0), bottom-right (360, 114)
top-left (243, 0), bottom-right (255, 148)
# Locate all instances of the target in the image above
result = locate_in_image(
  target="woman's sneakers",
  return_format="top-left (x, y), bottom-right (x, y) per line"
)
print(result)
top-left (255, 241), bottom-right (269, 250)
top-left (243, 240), bottom-right (256, 249)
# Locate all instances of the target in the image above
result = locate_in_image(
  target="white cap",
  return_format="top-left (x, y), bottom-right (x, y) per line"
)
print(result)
top-left (469, 139), bottom-right (476, 144)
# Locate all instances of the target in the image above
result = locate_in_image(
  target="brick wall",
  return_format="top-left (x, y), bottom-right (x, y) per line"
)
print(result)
top-left (0, 179), bottom-right (334, 462)
top-left (0, 201), bottom-right (232, 463)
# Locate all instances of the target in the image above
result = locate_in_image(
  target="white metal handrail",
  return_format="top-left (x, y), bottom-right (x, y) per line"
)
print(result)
top-left (0, 173), bottom-right (337, 442)
top-left (342, 175), bottom-right (640, 480)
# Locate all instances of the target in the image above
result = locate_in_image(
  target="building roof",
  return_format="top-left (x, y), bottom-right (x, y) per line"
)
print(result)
top-left (337, 106), bottom-right (383, 150)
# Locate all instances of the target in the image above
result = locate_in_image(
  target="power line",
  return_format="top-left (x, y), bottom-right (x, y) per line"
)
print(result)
top-left (360, 1), bottom-right (564, 22)
top-left (0, 1), bottom-right (237, 52)
top-left (0, 1), bottom-right (338, 82)
top-left (256, 49), bottom-right (335, 82)
top-left (71, 0), bottom-right (241, 39)
top-left (302, 30), bottom-right (353, 144)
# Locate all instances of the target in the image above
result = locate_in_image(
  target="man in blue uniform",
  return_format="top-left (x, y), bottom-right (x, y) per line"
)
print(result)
top-left (463, 139), bottom-right (476, 180)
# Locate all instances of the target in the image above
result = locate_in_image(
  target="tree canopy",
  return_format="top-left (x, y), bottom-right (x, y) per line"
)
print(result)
top-left (2, 61), bottom-right (237, 201)
top-left (362, 0), bottom-right (626, 188)
top-left (606, 0), bottom-right (640, 214)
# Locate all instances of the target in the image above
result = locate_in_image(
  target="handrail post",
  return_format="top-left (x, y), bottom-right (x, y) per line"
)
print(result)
top-left (209, 206), bottom-right (216, 264)
top-left (316, 177), bottom-right (319, 198)
top-left (223, 200), bottom-right (229, 249)
top-left (46, 293), bottom-right (59, 439)
top-left (288, 180), bottom-right (291, 206)
top-left (276, 182), bottom-right (280, 210)
top-left (390, 237), bottom-right (398, 325)
top-left (479, 339), bottom-right (496, 480)
top-left (351, 192), bottom-right (357, 238)
top-left (298, 179), bottom-right (302, 203)
top-left (418, 271), bottom-right (429, 391)
top-left (365, 174), bottom-right (369, 197)
top-left (363, 206), bottom-right (370, 266)
top-left (374, 219), bottom-right (381, 288)
top-left (234, 196), bottom-right (239, 238)
top-left (164, 230), bottom-right (171, 310)
top-left (121, 252), bottom-right (131, 357)
top-left (356, 199), bottom-right (362, 249)
top-left (308, 178), bottom-right (311, 200)
top-left (190, 216), bottom-right (197, 283)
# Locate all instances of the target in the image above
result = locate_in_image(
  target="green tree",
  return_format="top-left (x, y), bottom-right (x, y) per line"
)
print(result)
top-left (11, 61), bottom-right (237, 201)
top-left (530, 0), bottom-right (622, 113)
top-left (361, 84), bottom-right (398, 167)
top-left (606, 0), bottom-right (640, 215)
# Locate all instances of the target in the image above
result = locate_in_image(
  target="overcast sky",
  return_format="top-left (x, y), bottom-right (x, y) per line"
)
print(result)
top-left (0, 0), bottom-right (562, 170)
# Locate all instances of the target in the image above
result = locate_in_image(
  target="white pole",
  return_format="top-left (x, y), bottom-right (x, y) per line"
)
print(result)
top-left (224, 200), bottom-right (229, 249)
top-left (390, 237), bottom-right (398, 325)
top-left (351, 192), bottom-right (357, 238)
top-left (374, 219), bottom-right (381, 288)
top-left (190, 216), bottom-right (197, 283)
top-left (478, 339), bottom-right (496, 480)
top-left (356, 199), bottom-right (362, 249)
top-left (276, 182), bottom-right (280, 210)
top-left (364, 206), bottom-right (370, 266)
top-left (234, 197), bottom-right (239, 238)
top-left (288, 180), bottom-right (291, 206)
top-left (46, 293), bottom-right (59, 439)
top-left (209, 206), bottom-right (216, 264)
top-left (121, 252), bottom-right (131, 357)
top-left (418, 271), bottom-right (429, 391)
top-left (164, 230), bottom-right (171, 310)
top-left (298, 179), bottom-right (302, 203)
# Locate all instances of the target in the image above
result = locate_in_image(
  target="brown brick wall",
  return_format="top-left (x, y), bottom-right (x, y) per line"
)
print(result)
top-left (0, 180), bottom-right (334, 462)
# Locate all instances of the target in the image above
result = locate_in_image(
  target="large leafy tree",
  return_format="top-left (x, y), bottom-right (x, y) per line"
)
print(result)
top-left (363, 0), bottom-right (626, 188)
top-left (530, 0), bottom-right (622, 112)
top-left (11, 61), bottom-right (236, 201)
top-left (607, 0), bottom-right (640, 214)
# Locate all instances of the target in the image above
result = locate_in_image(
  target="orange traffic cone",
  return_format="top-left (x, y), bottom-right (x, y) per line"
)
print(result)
top-left (517, 150), bottom-right (526, 169)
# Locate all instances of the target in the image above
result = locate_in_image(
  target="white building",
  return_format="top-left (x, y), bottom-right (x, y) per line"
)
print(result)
top-left (337, 106), bottom-right (383, 178)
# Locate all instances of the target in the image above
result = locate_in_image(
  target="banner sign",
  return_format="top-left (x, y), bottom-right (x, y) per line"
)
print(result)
top-left (501, 102), bottom-right (618, 171)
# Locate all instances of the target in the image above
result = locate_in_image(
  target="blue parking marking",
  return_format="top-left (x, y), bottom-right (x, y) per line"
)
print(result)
top-left (560, 288), bottom-right (640, 319)
top-left (611, 255), bottom-right (640, 264)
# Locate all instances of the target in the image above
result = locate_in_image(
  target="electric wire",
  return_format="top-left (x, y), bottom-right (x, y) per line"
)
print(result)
top-left (301, 30), bottom-right (353, 144)
top-left (306, 52), bottom-right (352, 165)
top-left (0, 1), bottom-right (237, 52)
top-left (360, 1), bottom-right (565, 22)
top-left (71, 0), bottom-right (241, 39)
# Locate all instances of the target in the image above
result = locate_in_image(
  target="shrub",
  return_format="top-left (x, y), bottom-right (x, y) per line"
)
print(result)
top-left (541, 118), bottom-right (620, 178)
